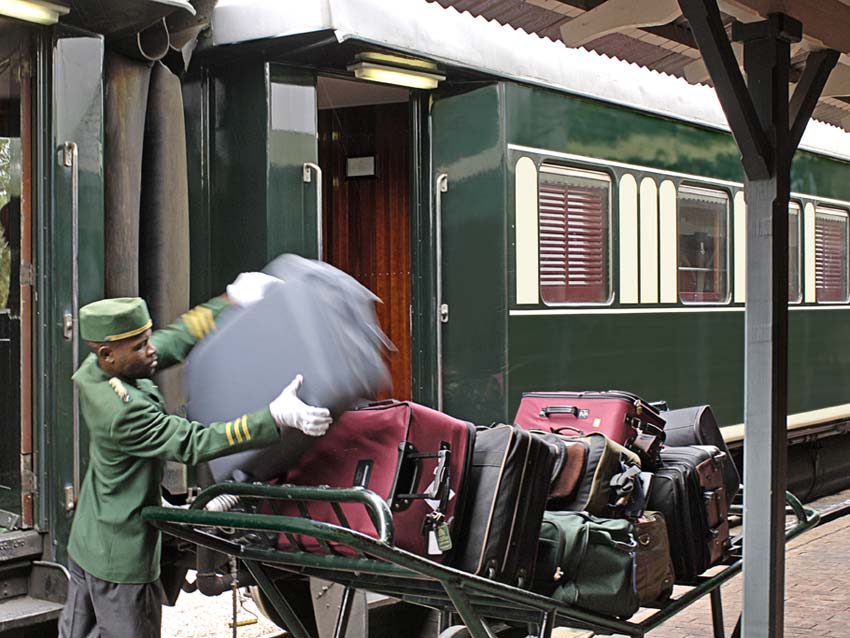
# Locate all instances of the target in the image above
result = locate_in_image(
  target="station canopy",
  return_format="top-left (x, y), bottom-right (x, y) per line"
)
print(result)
top-left (433, 0), bottom-right (850, 132)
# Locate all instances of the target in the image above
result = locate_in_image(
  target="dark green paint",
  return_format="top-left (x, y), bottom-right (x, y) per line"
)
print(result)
top-left (40, 30), bottom-right (104, 562)
top-left (197, 62), bottom-right (317, 297)
top-left (267, 67), bottom-right (318, 260)
top-left (183, 71), bottom-right (213, 305)
top-left (432, 84), bottom-right (508, 424)
top-left (409, 94), bottom-right (437, 406)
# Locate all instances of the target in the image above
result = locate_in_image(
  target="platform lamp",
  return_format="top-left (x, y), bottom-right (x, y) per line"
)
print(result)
top-left (0, 0), bottom-right (69, 25)
top-left (348, 52), bottom-right (446, 90)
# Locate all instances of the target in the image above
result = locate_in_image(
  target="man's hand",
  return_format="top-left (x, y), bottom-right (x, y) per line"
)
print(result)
top-left (269, 375), bottom-right (332, 436)
top-left (226, 272), bottom-right (282, 307)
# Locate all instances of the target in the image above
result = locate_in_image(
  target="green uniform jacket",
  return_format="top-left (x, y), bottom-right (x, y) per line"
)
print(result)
top-left (67, 297), bottom-right (280, 583)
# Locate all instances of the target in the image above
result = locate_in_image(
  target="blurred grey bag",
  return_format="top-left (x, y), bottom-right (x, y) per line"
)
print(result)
top-left (186, 255), bottom-right (392, 482)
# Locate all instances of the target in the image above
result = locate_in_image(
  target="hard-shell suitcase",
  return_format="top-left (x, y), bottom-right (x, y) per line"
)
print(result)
top-left (455, 425), bottom-right (556, 587)
top-left (514, 391), bottom-right (666, 468)
top-left (661, 405), bottom-right (740, 507)
top-left (648, 445), bottom-right (730, 583)
top-left (186, 256), bottom-right (391, 483)
top-left (272, 401), bottom-right (475, 563)
top-left (533, 431), bottom-right (642, 516)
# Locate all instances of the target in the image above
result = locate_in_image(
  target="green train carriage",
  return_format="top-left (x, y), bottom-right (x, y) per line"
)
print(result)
top-left (2, 0), bottom-right (850, 632)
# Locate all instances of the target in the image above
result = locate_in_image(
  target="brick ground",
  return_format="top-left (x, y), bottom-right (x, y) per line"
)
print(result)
top-left (630, 515), bottom-right (850, 638)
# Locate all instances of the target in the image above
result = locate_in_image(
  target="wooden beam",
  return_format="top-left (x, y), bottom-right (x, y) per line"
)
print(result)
top-left (788, 49), bottom-right (840, 152)
top-left (723, 0), bottom-right (850, 54)
top-left (821, 60), bottom-right (850, 97)
top-left (559, 0), bottom-right (682, 46)
top-left (678, 0), bottom-right (771, 179)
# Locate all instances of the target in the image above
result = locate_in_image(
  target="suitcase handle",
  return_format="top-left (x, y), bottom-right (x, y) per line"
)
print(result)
top-left (391, 443), bottom-right (452, 512)
top-left (550, 425), bottom-right (585, 437)
top-left (540, 406), bottom-right (589, 419)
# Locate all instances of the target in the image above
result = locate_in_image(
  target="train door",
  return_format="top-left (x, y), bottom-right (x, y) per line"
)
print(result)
top-left (316, 76), bottom-right (413, 399)
top-left (430, 84), bottom-right (507, 423)
top-left (0, 23), bottom-right (28, 532)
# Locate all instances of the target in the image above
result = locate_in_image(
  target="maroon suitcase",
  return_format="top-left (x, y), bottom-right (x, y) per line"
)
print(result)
top-left (272, 401), bottom-right (476, 563)
top-left (514, 391), bottom-right (666, 467)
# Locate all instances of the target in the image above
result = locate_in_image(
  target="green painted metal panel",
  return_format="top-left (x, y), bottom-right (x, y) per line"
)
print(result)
top-left (504, 84), bottom-right (850, 201)
top-left (267, 66), bottom-right (318, 259)
top-left (41, 29), bottom-right (104, 561)
top-left (200, 62), bottom-right (317, 297)
top-left (183, 72), bottom-right (212, 305)
top-left (207, 61), bottom-right (270, 293)
top-left (432, 84), bottom-right (507, 424)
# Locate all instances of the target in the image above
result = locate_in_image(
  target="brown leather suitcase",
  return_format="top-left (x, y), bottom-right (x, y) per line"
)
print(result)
top-left (634, 511), bottom-right (675, 606)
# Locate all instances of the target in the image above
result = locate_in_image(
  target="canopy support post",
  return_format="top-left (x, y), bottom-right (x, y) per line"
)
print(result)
top-left (677, 2), bottom-right (837, 636)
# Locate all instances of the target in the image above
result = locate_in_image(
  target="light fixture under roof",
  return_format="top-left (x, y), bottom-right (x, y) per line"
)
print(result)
top-left (0, 0), bottom-right (69, 25)
top-left (348, 52), bottom-right (445, 90)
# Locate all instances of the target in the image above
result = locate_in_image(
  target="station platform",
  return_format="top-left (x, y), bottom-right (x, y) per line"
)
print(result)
top-left (554, 489), bottom-right (850, 638)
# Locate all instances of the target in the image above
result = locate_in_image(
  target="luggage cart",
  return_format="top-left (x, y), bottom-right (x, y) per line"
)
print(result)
top-left (142, 483), bottom-right (818, 638)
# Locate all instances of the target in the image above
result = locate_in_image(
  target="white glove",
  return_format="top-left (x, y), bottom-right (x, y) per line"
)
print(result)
top-left (226, 272), bottom-right (282, 307)
top-left (269, 375), bottom-right (332, 436)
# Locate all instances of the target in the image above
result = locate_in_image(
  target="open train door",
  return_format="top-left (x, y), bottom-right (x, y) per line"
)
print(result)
top-left (0, 25), bottom-right (103, 631)
top-left (45, 26), bottom-right (105, 563)
top-left (430, 83), bottom-right (507, 423)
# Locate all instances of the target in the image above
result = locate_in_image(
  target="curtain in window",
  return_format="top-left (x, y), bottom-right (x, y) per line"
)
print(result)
top-left (815, 212), bottom-right (849, 302)
top-left (539, 180), bottom-right (608, 304)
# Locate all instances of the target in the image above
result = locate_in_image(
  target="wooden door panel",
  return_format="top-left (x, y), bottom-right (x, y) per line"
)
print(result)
top-left (319, 103), bottom-right (411, 399)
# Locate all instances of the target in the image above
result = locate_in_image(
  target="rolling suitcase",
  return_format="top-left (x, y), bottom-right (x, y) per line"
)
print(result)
top-left (660, 405), bottom-right (740, 507)
top-left (648, 445), bottom-right (730, 583)
top-left (514, 391), bottom-right (666, 468)
top-left (272, 401), bottom-right (476, 563)
top-left (455, 425), bottom-right (557, 587)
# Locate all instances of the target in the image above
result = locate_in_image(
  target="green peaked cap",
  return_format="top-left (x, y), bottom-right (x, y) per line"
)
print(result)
top-left (79, 297), bottom-right (152, 342)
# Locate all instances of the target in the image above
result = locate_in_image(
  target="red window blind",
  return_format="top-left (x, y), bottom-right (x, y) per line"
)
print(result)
top-left (815, 212), bottom-right (849, 303)
top-left (539, 176), bottom-right (609, 304)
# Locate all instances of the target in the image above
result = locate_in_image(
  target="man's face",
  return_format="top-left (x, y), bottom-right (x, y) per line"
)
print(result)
top-left (101, 329), bottom-right (158, 379)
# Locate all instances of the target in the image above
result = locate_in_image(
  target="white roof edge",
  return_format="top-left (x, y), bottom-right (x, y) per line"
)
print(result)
top-left (212, 0), bottom-right (850, 163)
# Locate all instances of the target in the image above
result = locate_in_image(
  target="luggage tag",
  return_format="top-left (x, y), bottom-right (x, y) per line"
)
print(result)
top-left (425, 512), bottom-right (453, 555)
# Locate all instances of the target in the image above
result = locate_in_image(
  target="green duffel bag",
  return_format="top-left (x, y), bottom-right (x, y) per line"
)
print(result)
top-left (534, 511), bottom-right (639, 619)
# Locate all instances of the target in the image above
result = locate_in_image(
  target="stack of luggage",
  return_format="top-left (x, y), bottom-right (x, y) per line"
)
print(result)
top-left (183, 255), bottom-right (742, 621)
top-left (252, 392), bottom-right (737, 619)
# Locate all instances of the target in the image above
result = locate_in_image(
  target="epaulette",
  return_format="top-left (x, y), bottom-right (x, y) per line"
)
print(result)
top-left (108, 377), bottom-right (131, 403)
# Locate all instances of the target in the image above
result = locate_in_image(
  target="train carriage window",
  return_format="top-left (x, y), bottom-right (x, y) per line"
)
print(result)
top-left (789, 202), bottom-right (802, 303)
top-left (538, 165), bottom-right (611, 305)
top-left (815, 207), bottom-right (849, 303)
top-left (677, 186), bottom-right (729, 304)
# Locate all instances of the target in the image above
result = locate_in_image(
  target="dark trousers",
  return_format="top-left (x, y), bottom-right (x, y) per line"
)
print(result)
top-left (58, 558), bottom-right (163, 638)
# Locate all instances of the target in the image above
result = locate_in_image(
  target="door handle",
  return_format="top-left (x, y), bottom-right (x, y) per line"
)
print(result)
top-left (435, 173), bottom-right (448, 411)
top-left (303, 162), bottom-right (323, 261)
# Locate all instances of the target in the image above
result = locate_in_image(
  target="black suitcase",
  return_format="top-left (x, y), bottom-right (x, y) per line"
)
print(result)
top-left (661, 405), bottom-right (740, 507)
top-left (648, 445), bottom-right (730, 583)
top-left (455, 425), bottom-right (557, 587)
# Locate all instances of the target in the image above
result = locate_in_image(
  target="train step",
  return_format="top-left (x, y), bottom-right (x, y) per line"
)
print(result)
top-left (0, 595), bottom-right (64, 633)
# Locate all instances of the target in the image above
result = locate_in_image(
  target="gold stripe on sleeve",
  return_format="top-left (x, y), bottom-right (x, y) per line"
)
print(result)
top-left (241, 414), bottom-right (250, 441)
top-left (199, 307), bottom-right (215, 336)
top-left (182, 310), bottom-right (202, 338)
top-left (234, 419), bottom-right (243, 443)
top-left (225, 422), bottom-right (234, 446)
